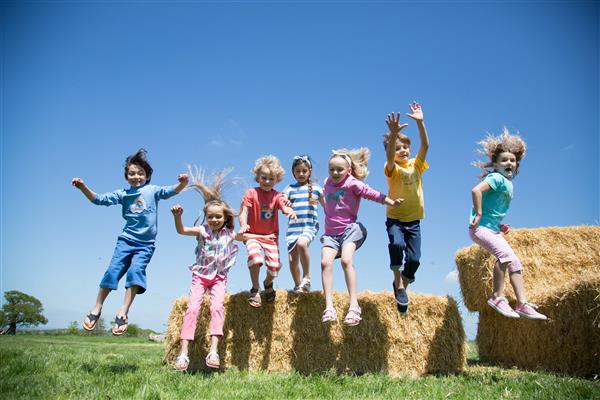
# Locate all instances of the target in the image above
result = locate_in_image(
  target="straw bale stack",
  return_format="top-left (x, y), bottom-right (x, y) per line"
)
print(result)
top-left (164, 290), bottom-right (466, 376)
top-left (455, 226), bottom-right (600, 312)
top-left (455, 226), bottom-right (600, 376)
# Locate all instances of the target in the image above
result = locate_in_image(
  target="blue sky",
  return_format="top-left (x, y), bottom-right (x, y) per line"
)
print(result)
top-left (1, 2), bottom-right (598, 339)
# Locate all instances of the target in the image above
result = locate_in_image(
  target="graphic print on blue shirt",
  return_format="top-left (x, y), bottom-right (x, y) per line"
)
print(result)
top-left (261, 204), bottom-right (274, 220)
top-left (130, 195), bottom-right (147, 213)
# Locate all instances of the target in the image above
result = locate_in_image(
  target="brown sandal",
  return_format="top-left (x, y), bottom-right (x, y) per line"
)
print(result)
top-left (248, 288), bottom-right (261, 308)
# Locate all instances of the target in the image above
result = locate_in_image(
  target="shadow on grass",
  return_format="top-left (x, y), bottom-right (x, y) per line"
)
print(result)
top-left (80, 363), bottom-right (139, 374)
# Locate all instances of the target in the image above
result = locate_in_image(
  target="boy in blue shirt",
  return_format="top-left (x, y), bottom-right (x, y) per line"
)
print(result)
top-left (72, 149), bottom-right (188, 335)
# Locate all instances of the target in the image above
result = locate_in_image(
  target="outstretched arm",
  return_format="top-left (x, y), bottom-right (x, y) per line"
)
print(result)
top-left (469, 181), bottom-right (491, 229)
top-left (171, 205), bottom-right (201, 236)
top-left (234, 232), bottom-right (277, 242)
top-left (385, 112), bottom-right (408, 175)
top-left (71, 177), bottom-right (97, 202)
top-left (406, 101), bottom-right (429, 161)
top-left (173, 174), bottom-right (189, 194)
top-left (282, 206), bottom-right (297, 221)
top-left (238, 205), bottom-right (250, 233)
top-left (384, 196), bottom-right (404, 208)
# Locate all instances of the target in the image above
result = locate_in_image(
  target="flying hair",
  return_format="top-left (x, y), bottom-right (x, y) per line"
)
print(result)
top-left (473, 127), bottom-right (527, 178)
top-left (330, 147), bottom-right (371, 181)
top-left (187, 165), bottom-right (237, 230)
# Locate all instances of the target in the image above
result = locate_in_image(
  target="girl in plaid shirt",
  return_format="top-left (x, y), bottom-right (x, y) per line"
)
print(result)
top-left (172, 168), bottom-right (273, 371)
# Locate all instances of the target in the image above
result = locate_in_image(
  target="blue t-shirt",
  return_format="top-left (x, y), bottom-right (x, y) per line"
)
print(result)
top-left (470, 172), bottom-right (513, 232)
top-left (93, 183), bottom-right (177, 243)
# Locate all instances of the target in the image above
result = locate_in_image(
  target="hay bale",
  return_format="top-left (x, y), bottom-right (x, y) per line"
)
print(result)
top-left (455, 226), bottom-right (600, 312)
top-left (477, 272), bottom-right (600, 376)
top-left (164, 290), bottom-right (466, 376)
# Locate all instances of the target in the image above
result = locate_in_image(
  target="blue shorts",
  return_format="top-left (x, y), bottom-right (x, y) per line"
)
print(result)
top-left (99, 237), bottom-right (155, 294)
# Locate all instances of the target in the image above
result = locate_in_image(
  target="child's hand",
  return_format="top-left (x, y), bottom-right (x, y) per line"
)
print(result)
top-left (386, 112), bottom-right (408, 135)
top-left (406, 101), bottom-right (424, 122)
top-left (500, 224), bottom-right (510, 234)
top-left (281, 195), bottom-right (292, 208)
top-left (469, 214), bottom-right (481, 230)
top-left (71, 177), bottom-right (85, 189)
top-left (178, 174), bottom-right (189, 185)
top-left (264, 233), bottom-right (276, 241)
top-left (287, 209), bottom-right (298, 221)
top-left (238, 224), bottom-right (250, 234)
top-left (171, 204), bottom-right (184, 216)
top-left (389, 198), bottom-right (404, 208)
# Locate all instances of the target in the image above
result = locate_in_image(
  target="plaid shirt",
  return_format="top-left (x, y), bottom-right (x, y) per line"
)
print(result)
top-left (190, 225), bottom-right (239, 279)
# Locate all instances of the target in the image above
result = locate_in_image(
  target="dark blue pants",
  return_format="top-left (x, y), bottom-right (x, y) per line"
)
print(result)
top-left (385, 218), bottom-right (421, 283)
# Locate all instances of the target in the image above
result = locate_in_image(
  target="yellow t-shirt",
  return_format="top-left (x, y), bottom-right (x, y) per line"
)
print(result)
top-left (384, 157), bottom-right (428, 221)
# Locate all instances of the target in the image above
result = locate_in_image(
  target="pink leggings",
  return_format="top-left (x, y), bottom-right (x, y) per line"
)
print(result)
top-left (469, 226), bottom-right (523, 273)
top-left (180, 274), bottom-right (227, 340)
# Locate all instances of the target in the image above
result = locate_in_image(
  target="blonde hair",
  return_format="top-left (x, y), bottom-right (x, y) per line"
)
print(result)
top-left (330, 147), bottom-right (371, 181)
top-left (188, 165), bottom-right (236, 230)
top-left (473, 127), bottom-right (527, 178)
top-left (252, 155), bottom-right (285, 183)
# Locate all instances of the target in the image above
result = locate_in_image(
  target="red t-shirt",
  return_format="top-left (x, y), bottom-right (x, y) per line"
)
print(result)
top-left (242, 187), bottom-right (286, 236)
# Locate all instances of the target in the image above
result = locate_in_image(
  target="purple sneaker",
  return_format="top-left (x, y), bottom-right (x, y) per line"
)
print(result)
top-left (514, 303), bottom-right (548, 320)
top-left (487, 296), bottom-right (519, 318)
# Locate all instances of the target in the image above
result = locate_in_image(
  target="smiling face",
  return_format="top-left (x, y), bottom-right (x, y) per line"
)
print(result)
top-left (394, 140), bottom-right (411, 163)
top-left (293, 162), bottom-right (311, 185)
top-left (205, 204), bottom-right (226, 232)
top-left (493, 151), bottom-right (518, 179)
top-left (328, 156), bottom-right (350, 183)
top-left (257, 167), bottom-right (276, 191)
top-left (126, 164), bottom-right (147, 188)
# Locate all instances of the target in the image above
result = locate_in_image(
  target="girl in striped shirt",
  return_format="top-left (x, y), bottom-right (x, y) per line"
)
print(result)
top-left (282, 155), bottom-right (324, 293)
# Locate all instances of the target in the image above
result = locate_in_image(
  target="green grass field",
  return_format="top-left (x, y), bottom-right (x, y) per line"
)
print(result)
top-left (0, 335), bottom-right (598, 399)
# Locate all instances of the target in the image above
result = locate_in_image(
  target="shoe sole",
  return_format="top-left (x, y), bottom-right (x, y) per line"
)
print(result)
top-left (516, 312), bottom-right (547, 320)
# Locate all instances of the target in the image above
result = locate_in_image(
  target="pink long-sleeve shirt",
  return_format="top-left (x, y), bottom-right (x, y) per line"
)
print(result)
top-left (323, 174), bottom-right (386, 236)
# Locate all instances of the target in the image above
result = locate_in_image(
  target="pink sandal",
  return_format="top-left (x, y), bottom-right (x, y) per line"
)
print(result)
top-left (321, 308), bottom-right (337, 323)
top-left (343, 307), bottom-right (362, 326)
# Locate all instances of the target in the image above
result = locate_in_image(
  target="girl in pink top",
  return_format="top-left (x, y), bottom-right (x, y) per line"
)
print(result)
top-left (321, 148), bottom-right (403, 326)
top-left (171, 168), bottom-right (273, 372)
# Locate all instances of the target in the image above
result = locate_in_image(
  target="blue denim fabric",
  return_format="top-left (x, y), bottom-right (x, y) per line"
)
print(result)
top-left (99, 237), bottom-right (156, 294)
top-left (385, 218), bottom-right (421, 282)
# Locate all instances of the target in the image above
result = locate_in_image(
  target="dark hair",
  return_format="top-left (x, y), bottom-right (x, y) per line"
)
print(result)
top-left (124, 149), bottom-right (153, 183)
top-left (292, 155), bottom-right (314, 201)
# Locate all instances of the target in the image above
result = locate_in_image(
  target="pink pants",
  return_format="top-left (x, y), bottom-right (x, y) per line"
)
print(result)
top-left (180, 274), bottom-right (227, 340)
top-left (469, 226), bottom-right (522, 273)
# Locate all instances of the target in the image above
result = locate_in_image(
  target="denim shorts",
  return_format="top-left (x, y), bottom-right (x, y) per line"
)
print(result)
top-left (320, 222), bottom-right (368, 259)
top-left (99, 236), bottom-right (155, 294)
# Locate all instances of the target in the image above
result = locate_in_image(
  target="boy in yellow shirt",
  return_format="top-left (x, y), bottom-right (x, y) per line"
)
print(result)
top-left (383, 102), bottom-right (429, 314)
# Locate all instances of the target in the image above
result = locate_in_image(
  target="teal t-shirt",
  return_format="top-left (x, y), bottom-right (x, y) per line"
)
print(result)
top-left (470, 172), bottom-right (513, 232)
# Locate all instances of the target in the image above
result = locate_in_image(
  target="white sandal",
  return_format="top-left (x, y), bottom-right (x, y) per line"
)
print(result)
top-left (174, 354), bottom-right (190, 371)
top-left (205, 351), bottom-right (220, 369)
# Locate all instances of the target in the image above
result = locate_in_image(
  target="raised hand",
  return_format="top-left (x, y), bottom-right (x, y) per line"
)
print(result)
top-left (386, 112), bottom-right (408, 135)
top-left (406, 101), bottom-right (423, 122)
top-left (171, 204), bottom-right (184, 216)
top-left (71, 177), bottom-right (85, 189)
top-left (178, 174), bottom-right (189, 185)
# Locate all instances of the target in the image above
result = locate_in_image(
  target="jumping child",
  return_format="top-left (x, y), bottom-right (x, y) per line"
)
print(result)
top-left (239, 155), bottom-right (297, 307)
top-left (282, 155), bottom-right (324, 293)
top-left (72, 149), bottom-right (188, 335)
top-left (320, 148), bottom-right (403, 326)
top-left (469, 129), bottom-right (547, 320)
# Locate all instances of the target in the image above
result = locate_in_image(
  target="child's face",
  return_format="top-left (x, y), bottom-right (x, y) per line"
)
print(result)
top-left (257, 167), bottom-right (276, 191)
top-left (206, 204), bottom-right (226, 231)
top-left (293, 163), bottom-right (311, 184)
top-left (328, 157), bottom-right (350, 183)
top-left (394, 140), bottom-right (411, 163)
top-left (126, 164), bottom-right (147, 188)
top-left (493, 151), bottom-right (517, 179)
